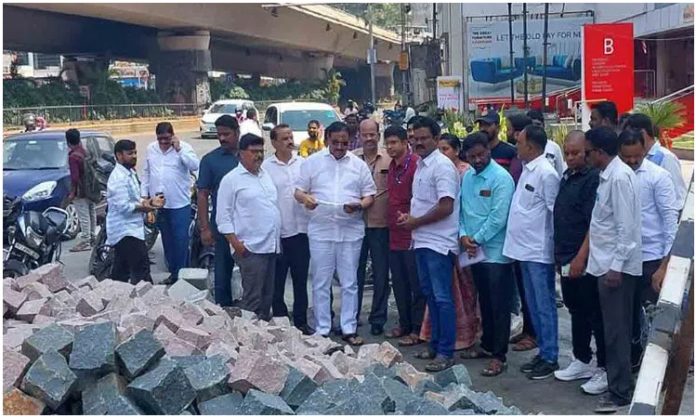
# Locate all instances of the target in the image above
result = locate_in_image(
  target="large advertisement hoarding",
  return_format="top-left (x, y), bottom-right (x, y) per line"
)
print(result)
top-left (466, 16), bottom-right (592, 105)
top-left (581, 23), bottom-right (634, 130)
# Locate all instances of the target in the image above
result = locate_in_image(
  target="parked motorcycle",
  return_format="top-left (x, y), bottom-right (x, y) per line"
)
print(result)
top-left (3, 195), bottom-right (71, 278)
top-left (188, 176), bottom-right (214, 271)
top-left (88, 205), bottom-right (160, 281)
top-left (383, 109), bottom-right (406, 127)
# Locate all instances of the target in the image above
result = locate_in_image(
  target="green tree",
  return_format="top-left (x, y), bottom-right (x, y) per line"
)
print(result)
top-left (333, 4), bottom-right (409, 30)
top-left (322, 69), bottom-right (346, 106)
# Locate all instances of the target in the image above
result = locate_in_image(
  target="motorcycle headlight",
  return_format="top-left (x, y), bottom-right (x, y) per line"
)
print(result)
top-left (25, 225), bottom-right (43, 249)
top-left (22, 181), bottom-right (57, 202)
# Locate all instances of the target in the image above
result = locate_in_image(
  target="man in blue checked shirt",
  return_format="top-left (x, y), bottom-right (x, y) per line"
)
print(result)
top-left (106, 139), bottom-right (164, 284)
top-left (458, 132), bottom-right (515, 377)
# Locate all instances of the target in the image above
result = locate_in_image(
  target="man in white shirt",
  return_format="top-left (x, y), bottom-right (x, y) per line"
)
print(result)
top-left (396, 116), bottom-right (460, 372)
top-left (294, 121), bottom-right (376, 345)
top-left (261, 124), bottom-right (313, 335)
top-left (141, 122), bottom-right (199, 284)
top-left (216, 134), bottom-right (282, 321)
top-left (239, 108), bottom-right (263, 137)
top-left (107, 140), bottom-right (164, 284)
top-left (623, 113), bottom-right (687, 209)
top-left (528, 109), bottom-right (566, 177)
top-left (584, 127), bottom-right (643, 413)
top-left (618, 128), bottom-right (679, 375)
top-left (503, 125), bottom-right (561, 380)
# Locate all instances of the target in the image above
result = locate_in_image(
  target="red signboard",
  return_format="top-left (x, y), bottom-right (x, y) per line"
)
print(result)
top-left (582, 23), bottom-right (634, 114)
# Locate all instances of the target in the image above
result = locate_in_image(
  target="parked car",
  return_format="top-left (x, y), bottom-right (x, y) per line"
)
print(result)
top-left (200, 99), bottom-right (257, 138)
top-left (3, 130), bottom-right (114, 240)
top-left (261, 102), bottom-right (343, 147)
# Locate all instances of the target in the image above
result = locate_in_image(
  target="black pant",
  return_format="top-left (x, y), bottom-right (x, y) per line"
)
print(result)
top-left (472, 262), bottom-right (513, 362)
top-left (388, 249), bottom-right (425, 334)
top-left (631, 259), bottom-right (662, 366)
top-left (356, 228), bottom-right (390, 326)
top-left (112, 236), bottom-right (151, 285)
top-left (213, 228), bottom-right (235, 307)
top-left (513, 261), bottom-right (536, 338)
top-left (598, 273), bottom-right (638, 403)
top-left (561, 273), bottom-right (606, 368)
top-left (272, 233), bottom-right (310, 327)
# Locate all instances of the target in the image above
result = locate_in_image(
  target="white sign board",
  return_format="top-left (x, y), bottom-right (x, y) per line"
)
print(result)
top-left (436, 76), bottom-right (463, 112)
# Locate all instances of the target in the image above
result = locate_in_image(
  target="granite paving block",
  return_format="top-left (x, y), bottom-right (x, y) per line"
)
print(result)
top-left (21, 350), bottom-right (78, 410)
top-left (21, 323), bottom-right (74, 361)
top-left (126, 359), bottom-right (196, 415)
top-left (115, 330), bottom-right (165, 379)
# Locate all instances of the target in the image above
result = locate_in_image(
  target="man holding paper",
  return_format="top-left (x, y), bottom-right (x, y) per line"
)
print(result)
top-left (294, 121), bottom-right (376, 345)
top-left (458, 132), bottom-right (515, 377)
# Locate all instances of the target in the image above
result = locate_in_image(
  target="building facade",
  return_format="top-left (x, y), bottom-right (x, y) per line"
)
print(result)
top-left (437, 2), bottom-right (693, 107)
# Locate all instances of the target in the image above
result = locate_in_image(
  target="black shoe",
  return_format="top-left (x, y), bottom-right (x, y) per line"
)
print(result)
top-left (527, 360), bottom-right (559, 380)
top-left (520, 355), bottom-right (542, 374)
top-left (594, 394), bottom-right (629, 414)
top-left (371, 324), bottom-right (384, 336)
top-left (297, 324), bottom-right (315, 336)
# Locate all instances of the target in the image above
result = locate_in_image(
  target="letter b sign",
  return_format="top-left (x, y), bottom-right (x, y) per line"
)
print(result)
top-left (603, 37), bottom-right (614, 55)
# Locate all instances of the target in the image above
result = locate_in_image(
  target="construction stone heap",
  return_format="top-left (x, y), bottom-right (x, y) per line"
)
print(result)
top-left (3, 263), bottom-right (523, 415)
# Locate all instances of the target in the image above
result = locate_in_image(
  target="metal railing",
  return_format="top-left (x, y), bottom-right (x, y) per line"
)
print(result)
top-left (3, 103), bottom-right (206, 127)
top-left (651, 84), bottom-right (695, 104)
top-left (630, 175), bottom-right (694, 414)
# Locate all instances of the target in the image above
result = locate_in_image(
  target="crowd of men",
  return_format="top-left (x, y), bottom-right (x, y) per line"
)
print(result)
top-left (79, 98), bottom-right (687, 415)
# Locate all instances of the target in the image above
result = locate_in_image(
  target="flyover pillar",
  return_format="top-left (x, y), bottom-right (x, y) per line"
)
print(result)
top-left (152, 30), bottom-right (212, 108)
top-left (375, 62), bottom-right (395, 101)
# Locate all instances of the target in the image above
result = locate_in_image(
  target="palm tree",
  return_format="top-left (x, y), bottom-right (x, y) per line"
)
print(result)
top-left (635, 101), bottom-right (686, 133)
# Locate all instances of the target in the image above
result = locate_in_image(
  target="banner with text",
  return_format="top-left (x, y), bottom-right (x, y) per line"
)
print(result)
top-left (581, 23), bottom-right (634, 129)
top-left (466, 16), bottom-right (592, 105)
top-left (437, 76), bottom-right (464, 112)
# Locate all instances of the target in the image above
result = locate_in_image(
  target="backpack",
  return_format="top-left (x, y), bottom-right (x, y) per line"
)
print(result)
top-left (81, 147), bottom-right (111, 203)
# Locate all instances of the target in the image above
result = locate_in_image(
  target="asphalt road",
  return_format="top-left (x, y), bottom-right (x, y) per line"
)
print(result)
top-left (58, 130), bottom-right (694, 415)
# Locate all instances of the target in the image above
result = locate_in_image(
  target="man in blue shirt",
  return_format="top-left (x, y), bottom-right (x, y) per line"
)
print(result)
top-left (196, 115), bottom-right (240, 306)
top-left (458, 132), bottom-right (515, 377)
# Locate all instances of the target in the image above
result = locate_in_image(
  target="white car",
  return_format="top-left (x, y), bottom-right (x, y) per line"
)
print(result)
top-left (261, 102), bottom-right (342, 147)
top-left (200, 99), bottom-right (257, 139)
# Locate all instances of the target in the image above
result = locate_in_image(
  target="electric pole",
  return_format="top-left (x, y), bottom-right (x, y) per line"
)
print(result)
top-left (541, 3), bottom-right (549, 112)
top-left (368, 4), bottom-right (376, 105)
top-left (522, 3), bottom-right (529, 109)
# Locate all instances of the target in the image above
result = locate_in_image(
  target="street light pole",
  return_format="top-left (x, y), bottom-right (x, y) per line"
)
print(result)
top-left (369, 12), bottom-right (376, 106)
top-left (401, 3), bottom-right (407, 106)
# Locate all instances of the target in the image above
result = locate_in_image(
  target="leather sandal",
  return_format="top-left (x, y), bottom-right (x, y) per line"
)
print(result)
top-left (414, 348), bottom-right (437, 360)
top-left (460, 347), bottom-right (493, 359)
top-left (341, 334), bottom-right (364, 346)
top-left (385, 327), bottom-right (407, 339)
top-left (425, 356), bottom-right (455, 372)
top-left (512, 336), bottom-right (537, 351)
top-left (481, 359), bottom-right (507, 377)
top-left (398, 334), bottom-right (423, 347)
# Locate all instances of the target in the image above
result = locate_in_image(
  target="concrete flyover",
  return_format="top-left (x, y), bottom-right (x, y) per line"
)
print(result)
top-left (5, 3), bottom-right (401, 104)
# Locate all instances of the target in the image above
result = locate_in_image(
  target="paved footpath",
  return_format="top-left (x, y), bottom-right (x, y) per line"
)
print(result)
top-left (59, 131), bottom-right (694, 415)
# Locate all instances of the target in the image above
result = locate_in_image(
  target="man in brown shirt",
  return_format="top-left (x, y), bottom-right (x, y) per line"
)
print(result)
top-left (353, 118), bottom-right (392, 335)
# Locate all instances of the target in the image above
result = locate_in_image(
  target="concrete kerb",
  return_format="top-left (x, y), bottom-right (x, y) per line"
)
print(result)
top-left (3, 117), bottom-right (200, 138)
